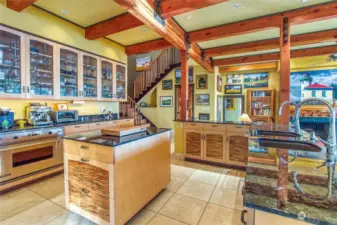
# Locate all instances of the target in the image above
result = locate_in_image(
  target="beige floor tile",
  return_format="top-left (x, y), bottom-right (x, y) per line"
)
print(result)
top-left (198, 203), bottom-right (235, 225)
top-left (148, 214), bottom-right (186, 225)
top-left (232, 210), bottom-right (244, 225)
top-left (50, 193), bottom-right (66, 208)
top-left (255, 210), bottom-right (311, 225)
top-left (0, 190), bottom-right (45, 221)
top-left (235, 179), bottom-right (246, 211)
top-left (146, 190), bottom-right (174, 212)
top-left (24, 173), bottom-right (64, 190)
top-left (0, 186), bottom-right (28, 200)
top-left (30, 177), bottom-right (64, 199)
top-left (0, 200), bottom-right (66, 225)
top-left (217, 175), bottom-right (240, 191)
top-left (127, 209), bottom-right (156, 225)
top-left (177, 180), bottom-right (215, 201)
top-left (209, 186), bottom-right (237, 209)
top-left (188, 170), bottom-right (221, 185)
top-left (45, 211), bottom-right (94, 225)
top-left (171, 165), bottom-right (195, 179)
top-left (159, 193), bottom-right (207, 225)
top-left (165, 176), bottom-right (186, 192)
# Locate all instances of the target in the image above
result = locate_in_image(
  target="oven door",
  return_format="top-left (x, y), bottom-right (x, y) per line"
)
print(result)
top-left (0, 138), bottom-right (63, 183)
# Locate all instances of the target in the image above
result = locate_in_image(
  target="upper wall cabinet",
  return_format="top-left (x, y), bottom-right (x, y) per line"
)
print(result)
top-left (82, 54), bottom-right (99, 100)
top-left (0, 26), bottom-right (25, 98)
top-left (26, 35), bottom-right (57, 99)
top-left (59, 46), bottom-right (81, 100)
top-left (100, 59), bottom-right (114, 100)
top-left (116, 63), bottom-right (127, 100)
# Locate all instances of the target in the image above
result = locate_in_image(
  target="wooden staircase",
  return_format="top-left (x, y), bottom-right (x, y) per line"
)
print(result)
top-left (133, 48), bottom-right (181, 102)
top-left (120, 96), bottom-right (156, 127)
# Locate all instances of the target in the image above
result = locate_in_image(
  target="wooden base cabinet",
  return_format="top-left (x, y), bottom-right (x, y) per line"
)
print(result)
top-left (226, 132), bottom-right (248, 166)
top-left (184, 129), bottom-right (203, 160)
top-left (204, 131), bottom-right (226, 163)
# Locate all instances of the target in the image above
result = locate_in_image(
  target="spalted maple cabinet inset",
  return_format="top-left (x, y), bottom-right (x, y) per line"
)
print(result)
top-left (204, 131), bottom-right (226, 163)
top-left (184, 129), bottom-right (203, 159)
top-left (226, 132), bottom-right (249, 166)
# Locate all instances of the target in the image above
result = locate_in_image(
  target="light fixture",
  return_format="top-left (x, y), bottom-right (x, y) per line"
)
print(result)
top-left (301, 0), bottom-right (308, 2)
top-left (61, 9), bottom-right (68, 14)
top-left (234, 3), bottom-right (240, 8)
top-left (141, 28), bottom-right (147, 32)
top-left (239, 113), bottom-right (252, 123)
top-left (187, 16), bottom-right (192, 20)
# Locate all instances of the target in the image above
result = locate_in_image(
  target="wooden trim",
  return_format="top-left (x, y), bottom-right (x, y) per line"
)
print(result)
top-left (85, 13), bottom-right (143, 40)
top-left (205, 29), bottom-right (337, 57)
top-left (219, 62), bottom-right (278, 72)
top-left (214, 45), bottom-right (337, 66)
top-left (126, 38), bottom-right (172, 55)
top-left (180, 50), bottom-right (189, 120)
top-left (7, 0), bottom-right (38, 12)
top-left (189, 2), bottom-right (337, 43)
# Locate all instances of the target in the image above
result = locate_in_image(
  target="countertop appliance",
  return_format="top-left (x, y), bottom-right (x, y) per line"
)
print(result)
top-left (51, 110), bottom-right (78, 123)
top-left (0, 112), bottom-right (14, 129)
top-left (0, 127), bottom-right (64, 184)
top-left (26, 106), bottom-right (53, 126)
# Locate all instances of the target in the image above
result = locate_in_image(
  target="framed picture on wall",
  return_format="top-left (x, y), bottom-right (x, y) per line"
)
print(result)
top-left (196, 75), bottom-right (208, 89)
top-left (196, 94), bottom-right (210, 105)
top-left (217, 76), bottom-right (222, 92)
top-left (199, 113), bottom-right (210, 121)
top-left (162, 79), bottom-right (173, 90)
top-left (160, 96), bottom-right (173, 107)
top-left (225, 84), bottom-right (242, 94)
top-left (226, 74), bottom-right (242, 84)
top-left (175, 67), bottom-right (193, 84)
top-left (225, 98), bottom-right (236, 110)
top-left (136, 56), bottom-right (151, 71)
top-left (244, 73), bottom-right (269, 88)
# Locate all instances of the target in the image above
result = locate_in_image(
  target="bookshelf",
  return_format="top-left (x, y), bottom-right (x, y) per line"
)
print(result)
top-left (247, 88), bottom-right (275, 123)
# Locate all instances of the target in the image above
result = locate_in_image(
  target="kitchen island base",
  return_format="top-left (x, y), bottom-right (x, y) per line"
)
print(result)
top-left (64, 129), bottom-right (171, 225)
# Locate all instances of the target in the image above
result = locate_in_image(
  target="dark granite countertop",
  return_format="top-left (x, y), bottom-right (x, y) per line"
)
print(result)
top-left (64, 127), bottom-right (171, 147)
top-left (0, 117), bottom-right (134, 134)
top-left (174, 119), bottom-right (251, 125)
top-left (245, 126), bottom-right (337, 224)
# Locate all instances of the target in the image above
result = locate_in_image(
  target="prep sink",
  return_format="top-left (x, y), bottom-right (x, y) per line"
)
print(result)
top-left (258, 138), bottom-right (323, 152)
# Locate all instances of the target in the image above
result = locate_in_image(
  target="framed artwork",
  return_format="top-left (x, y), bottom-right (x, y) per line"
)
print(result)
top-left (244, 73), bottom-right (269, 88)
top-left (175, 67), bottom-right (193, 84)
top-left (225, 84), bottom-right (242, 94)
top-left (196, 75), bottom-right (208, 89)
top-left (162, 79), bottom-right (173, 90)
top-left (225, 98), bottom-right (236, 110)
top-left (226, 75), bottom-right (242, 84)
top-left (217, 95), bottom-right (222, 122)
top-left (217, 76), bottom-right (222, 92)
top-left (199, 113), bottom-right (210, 121)
top-left (196, 94), bottom-right (210, 105)
top-left (136, 56), bottom-right (151, 71)
top-left (160, 96), bottom-right (173, 107)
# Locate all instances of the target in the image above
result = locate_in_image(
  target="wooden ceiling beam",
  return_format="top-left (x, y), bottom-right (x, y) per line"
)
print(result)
top-left (126, 39), bottom-right (173, 55)
top-left (85, 13), bottom-right (143, 40)
top-left (115, 0), bottom-right (213, 72)
top-left (214, 45), bottom-right (337, 66)
top-left (189, 2), bottom-right (337, 43)
top-left (205, 29), bottom-right (337, 57)
top-left (147, 0), bottom-right (229, 18)
top-left (219, 62), bottom-right (278, 72)
top-left (6, 0), bottom-right (37, 12)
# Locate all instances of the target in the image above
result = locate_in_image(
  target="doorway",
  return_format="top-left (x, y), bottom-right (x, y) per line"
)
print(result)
top-left (175, 84), bottom-right (194, 120)
top-left (223, 95), bottom-right (244, 122)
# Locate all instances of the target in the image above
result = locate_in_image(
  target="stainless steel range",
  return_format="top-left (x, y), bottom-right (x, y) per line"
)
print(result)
top-left (0, 127), bottom-right (64, 184)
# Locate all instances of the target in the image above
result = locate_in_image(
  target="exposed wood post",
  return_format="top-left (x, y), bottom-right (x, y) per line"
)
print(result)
top-left (180, 50), bottom-right (189, 120)
top-left (279, 17), bottom-right (291, 125)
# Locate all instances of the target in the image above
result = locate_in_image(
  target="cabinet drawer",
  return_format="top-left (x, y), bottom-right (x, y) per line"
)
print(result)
top-left (64, 124), bottom-right (89, 135)
top-left (117, 119), bottom-right (134, 127)
top-left (227, 124), bottom-right (250, 133)
top-left (184, 123), bottom-right (203, 130)
top-left (63, 140), bottom-right (113, 164)
top-left (88, 121), bottom-right (110, 131)
top-left (108, 121), bottom-right (118, 127)
top-left (204, 124), bottom-right (226, 132)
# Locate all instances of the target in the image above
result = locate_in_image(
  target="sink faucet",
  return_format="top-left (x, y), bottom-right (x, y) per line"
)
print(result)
top-left (293, 98), bottom-right (336, 198)
top-left (278, 101), bottom-right (298, 130)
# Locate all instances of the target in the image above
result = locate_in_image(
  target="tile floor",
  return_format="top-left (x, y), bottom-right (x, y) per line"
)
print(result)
top-left (0, 158), bottom-right (246, 225)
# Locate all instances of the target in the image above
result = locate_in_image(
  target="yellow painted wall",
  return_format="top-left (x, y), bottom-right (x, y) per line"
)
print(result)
top-left (0, 1), bottom-right (126, 63)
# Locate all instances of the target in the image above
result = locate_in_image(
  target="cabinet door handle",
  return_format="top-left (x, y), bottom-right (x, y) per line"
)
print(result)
top-left (96, 123), bottom-right (100, 125)
top-left (190, 124), bottom-right (196, 126)
top-left (26, 86), bottom-right (30, 93)
top-left (22, 86), bottom-right (26, 93)
top-left (212, 125), bottom-right (218, 127)
top-left (81, 188), bottom-right (90, 194)
top-left (80, 158), bottom-right (89, 163)
top-left (74, 126), bottom-right (81, 128)
top-left (80, 145), bottom-right (89, 150)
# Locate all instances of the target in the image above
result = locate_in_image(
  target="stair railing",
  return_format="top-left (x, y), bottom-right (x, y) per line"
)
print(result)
top-left (133, 48), bottom-right (181, 100)
top-left (120, 96), bottom-right (143, 126)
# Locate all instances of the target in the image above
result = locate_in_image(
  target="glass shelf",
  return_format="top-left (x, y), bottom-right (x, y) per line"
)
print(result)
top-left (101, 60), bottom-right (113, 99)
top-left (0, 30), bottom-right (22, 95)
top-left (116, 65), bottom-right (126, 99)
top-left (29, 39), bottom-right (54, 96)
top-left (60, 48), bottom-right (78, 97)
top-left (82, 55), bottom-right (97, 98)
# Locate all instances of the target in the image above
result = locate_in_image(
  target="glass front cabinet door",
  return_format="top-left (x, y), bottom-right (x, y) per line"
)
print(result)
top-left (59, 46), bottom-right (81, 99)
top-left (116, 63), bottom-right (127, 100)
top-left (0, 26), bottom-right (25, 98)
top-left (100, 59), bottom-right (114, 100)
top-left (82, 54), bottom-right (98, 100)
top-left (26, 36), bottom-right (57, 99)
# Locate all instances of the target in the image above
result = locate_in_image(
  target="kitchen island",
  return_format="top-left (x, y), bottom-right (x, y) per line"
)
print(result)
top-left (244, 124), bottom-right (337, 225)
top-left (63, 127), bottom-right (171, 225)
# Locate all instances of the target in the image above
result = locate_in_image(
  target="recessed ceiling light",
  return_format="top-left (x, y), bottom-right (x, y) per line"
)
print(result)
top-left (187, 16), bottom-right (192, 20)
top-left (234, 3), bottom-right (240, 8)
top-left (301, 0), bottom-right (308, 2)
top-left (141, 28), bottom-right (147, 32)
top-left (61, 9), bottom-right (68, 14)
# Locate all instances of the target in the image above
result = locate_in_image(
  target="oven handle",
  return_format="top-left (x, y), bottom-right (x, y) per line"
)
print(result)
top-left (0, 139), bottom-right (61, 152)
